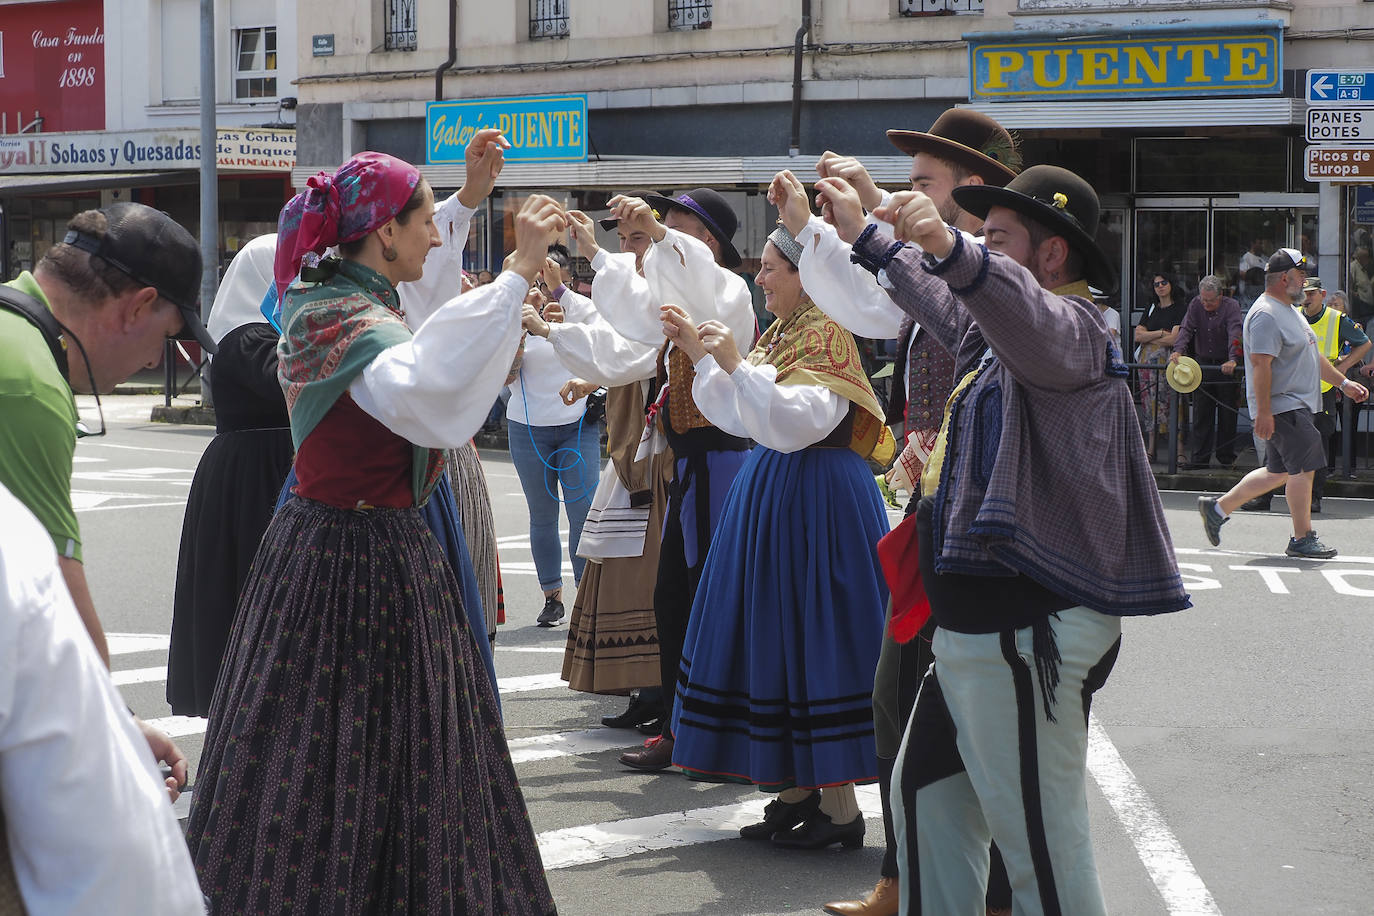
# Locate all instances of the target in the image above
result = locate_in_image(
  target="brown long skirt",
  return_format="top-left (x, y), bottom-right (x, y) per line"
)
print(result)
top-left (185, 497), bottom-right (555, 915)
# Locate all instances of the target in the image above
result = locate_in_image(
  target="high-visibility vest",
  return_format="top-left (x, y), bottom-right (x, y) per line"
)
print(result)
top-left (1309, 306), bottom-right (1342, 392)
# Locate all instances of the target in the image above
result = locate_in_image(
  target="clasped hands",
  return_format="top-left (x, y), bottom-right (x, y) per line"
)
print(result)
top-left (765, 154), bottom-right (956, 259)
top-left (660, 304), bottom-right (743, 375)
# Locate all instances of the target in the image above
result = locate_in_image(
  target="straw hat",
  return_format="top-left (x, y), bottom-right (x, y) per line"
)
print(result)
top-left (1166, 356), bottom-right (1202, 394)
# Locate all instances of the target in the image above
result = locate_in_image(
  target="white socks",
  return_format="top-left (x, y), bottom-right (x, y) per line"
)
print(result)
top-left (1213, 501), bottom-right (1229, 520)
top-left (818, 783), bottom-right (860, 825)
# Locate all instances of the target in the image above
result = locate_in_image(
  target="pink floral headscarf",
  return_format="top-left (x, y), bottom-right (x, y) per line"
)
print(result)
top-left (273, 151), bottom-right (421, 302)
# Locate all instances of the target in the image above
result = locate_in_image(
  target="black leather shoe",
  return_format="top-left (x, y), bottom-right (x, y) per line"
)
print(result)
top-left (739, 792), bottom-right (820, 840)
top-left (601, 693), bottom-right (664, 729)
top-left (536, 596), bottom-right (565, 627)
top-left (1311, 499), bottom-right (1322, 514)
top-left (1239, 495), bottom-right (1272, 512)
top-left (636, 718), bottom-right (664, 735)
top-left (771, 811), bottom-right (866, 850)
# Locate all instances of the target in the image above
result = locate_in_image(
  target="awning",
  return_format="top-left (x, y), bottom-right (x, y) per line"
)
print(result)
top-left (0, 170), bottom-right (197, 197)
top-left (959, 98), bottom-right (1305, 131)
top-left (293, 155), bottom-right (918, 191)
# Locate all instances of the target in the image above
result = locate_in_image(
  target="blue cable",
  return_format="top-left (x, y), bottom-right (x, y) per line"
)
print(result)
top-left (516, 366), bottom-right (595, 505)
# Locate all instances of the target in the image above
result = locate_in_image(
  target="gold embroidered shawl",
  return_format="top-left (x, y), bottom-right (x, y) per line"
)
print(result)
top-left (749, 300), bottom-right (895, 464)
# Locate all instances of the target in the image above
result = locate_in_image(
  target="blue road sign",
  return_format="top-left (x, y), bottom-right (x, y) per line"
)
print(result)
top-left (1308, 70), bottom-right (1374, 104)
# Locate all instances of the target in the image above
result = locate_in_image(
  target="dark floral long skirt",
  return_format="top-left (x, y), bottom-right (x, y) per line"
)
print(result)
top-left (185, 497), bottom-right (556, 915)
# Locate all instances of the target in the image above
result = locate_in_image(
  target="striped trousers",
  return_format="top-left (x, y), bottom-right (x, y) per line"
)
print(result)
top-left (892, 607), bottom-right (1122, 916)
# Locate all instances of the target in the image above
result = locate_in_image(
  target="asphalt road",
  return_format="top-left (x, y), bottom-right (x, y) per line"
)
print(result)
top-left (74, 394), bottom-right (1374, 916)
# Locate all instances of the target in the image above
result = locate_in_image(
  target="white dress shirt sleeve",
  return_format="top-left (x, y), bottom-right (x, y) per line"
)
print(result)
top-left (585, 249), bottom-right (659, 344)
top-left (641, 229), bottom-right (758, 348)
top-left (0, 492), bottom-right (205, 915)
top-left (349, 270), bottom-right (526, 448)
top-left (796, 214), bottom-right (905, 340)
top-left (690, 356), bottom-right (846, 453)
top-left (555, 287), bottom-right (598, 325)
top-left (396, 193), bottom-right (477, 329)
top-left (547, 312), bottom-right (661, 387)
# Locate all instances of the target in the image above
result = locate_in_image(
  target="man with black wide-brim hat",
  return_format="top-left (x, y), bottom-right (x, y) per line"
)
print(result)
top-left (822, 165), bottom-right (1189, 915)
top-left (582, 188), bottom-right (758, 772)
top-left (776, 108), bottom-right (1021, 916)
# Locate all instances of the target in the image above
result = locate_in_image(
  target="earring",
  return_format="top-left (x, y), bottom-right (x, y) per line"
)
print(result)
top-left (383, 245), bottom-right (399, 262)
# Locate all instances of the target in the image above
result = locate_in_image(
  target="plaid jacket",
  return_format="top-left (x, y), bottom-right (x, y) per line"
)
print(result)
top-left (855, 228), bottom-right (1190, 617)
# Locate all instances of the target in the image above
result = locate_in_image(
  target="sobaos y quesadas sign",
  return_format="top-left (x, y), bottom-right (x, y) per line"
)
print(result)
top-left (0, 128), bottom-right (296, 173)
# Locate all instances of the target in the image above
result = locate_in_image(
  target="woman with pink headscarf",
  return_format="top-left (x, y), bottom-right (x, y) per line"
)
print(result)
top-left (185, 143), bottom-right (563, 915)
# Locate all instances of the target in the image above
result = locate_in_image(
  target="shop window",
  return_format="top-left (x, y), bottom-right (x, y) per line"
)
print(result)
top-left (233, 27), bottom-right (277, 99)
top-left (668, 0), bottom-right (712, 30)
top-left (1135, 137), bottom-right (1289, 195)
top-left (1349, 187), bottom-right (1374, 323)
top-left (530, 0), bottom-right (570, 39)
top-left (384, 0), bottom-right (417, 51)
top-left (899, 0), bottom-right (983, 15)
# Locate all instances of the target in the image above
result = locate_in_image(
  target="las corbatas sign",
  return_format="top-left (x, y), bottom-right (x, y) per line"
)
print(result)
top-left (967, 22), bottom-right (1283, 102)
top-left (0, 128), bottom-right (296, 173)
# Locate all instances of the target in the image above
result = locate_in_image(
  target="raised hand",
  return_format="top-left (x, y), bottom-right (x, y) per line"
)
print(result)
top-left (567, 210), bottom-right (600, 256)
top-left (697, 319), bottom-right (743, 374)
top-left (511, 195), bottom-right (568, 281)
top-left (874, 190), bottom-right (953, 257)
top-left (608, 195), bottom-right (666, 243)
top-left (457, 128), bottom-right (509, 208)
top-left (814, 176), bottom-right (868, 244)
top-left (769, 170), bottom-right (813, 237)
top-left (816, 151), bottom-right (883, 211)
top-left (522, 302), bottom-right (551, 338)
top-left (660, 304), bottom-right (706, 362)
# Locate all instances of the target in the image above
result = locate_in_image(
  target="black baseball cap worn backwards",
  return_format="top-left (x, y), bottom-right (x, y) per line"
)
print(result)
top-left (62, 202), bottom-right (216, 354)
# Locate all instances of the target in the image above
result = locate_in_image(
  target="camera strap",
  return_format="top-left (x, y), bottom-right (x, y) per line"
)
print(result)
top-left (0, 285), bottom-right (70, 380)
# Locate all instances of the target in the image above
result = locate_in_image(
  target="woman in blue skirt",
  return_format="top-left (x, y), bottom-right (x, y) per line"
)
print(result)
top-left (660, 225), bottom-right (893, 850)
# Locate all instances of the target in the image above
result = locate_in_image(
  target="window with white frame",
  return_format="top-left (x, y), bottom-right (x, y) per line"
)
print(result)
top-left (899, 0), bottom-right (983, 15)
top-left (234, 26), bottom-right (277, 99)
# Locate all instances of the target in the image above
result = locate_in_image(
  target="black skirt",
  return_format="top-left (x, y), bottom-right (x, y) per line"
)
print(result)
top-left (166, 425), bottom-right (294, 716)
top-left (185, 497), bottom-right (556, 915)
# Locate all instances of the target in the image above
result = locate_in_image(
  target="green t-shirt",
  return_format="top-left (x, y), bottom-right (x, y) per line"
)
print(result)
top-left (0, 272), bottom-right (82, 562)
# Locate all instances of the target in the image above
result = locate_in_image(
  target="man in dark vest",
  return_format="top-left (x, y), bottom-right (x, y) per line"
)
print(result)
top-left (775, 108), bottom-right (1021, 916)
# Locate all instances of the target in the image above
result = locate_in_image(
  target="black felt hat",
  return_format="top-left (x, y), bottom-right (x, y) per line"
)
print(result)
top-left (642, 188), bottom-right (742, 268)
top-left (953, 164), bottom-right (1117, 293)
top-left (598, 190), bottom-right (657, 231)
top-left (887, 109), bottom-right (1021, 187)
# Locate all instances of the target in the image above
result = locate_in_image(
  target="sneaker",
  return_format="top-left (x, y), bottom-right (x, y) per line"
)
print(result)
top-left (1286, 530), bottom-right (1337, 559)
top-left (536, 596), bottom-right (565, 627)
top-left (1198, 496), bottom-right (1228, 547)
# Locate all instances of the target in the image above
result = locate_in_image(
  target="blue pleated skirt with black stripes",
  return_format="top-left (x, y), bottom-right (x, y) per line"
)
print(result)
top-left (669, 443), bottom-right (890, 790)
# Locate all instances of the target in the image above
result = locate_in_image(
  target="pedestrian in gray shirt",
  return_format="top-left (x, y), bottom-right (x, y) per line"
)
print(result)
top-left (1198, 249), bottom-right (1369, 558)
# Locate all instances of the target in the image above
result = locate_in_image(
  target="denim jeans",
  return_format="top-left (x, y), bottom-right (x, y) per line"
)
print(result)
top-left (507, 418), bottom-right (600, 591)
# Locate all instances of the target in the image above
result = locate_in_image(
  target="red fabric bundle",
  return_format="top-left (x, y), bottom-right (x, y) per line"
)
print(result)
top-left (876, 512), bottom-right (930, 643)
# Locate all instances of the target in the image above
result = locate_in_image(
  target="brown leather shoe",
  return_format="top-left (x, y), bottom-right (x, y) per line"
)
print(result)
top-left (823, 876), bottom-right (898, 916)
top-left (618, 736), bottom-right (675, 771)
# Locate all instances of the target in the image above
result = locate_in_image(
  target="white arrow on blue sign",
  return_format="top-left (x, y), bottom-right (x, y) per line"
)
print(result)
top-left (1308, 70), bottom-right (1374, 104)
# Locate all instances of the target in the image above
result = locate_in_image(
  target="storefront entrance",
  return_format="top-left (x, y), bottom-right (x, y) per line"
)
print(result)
top-left (1133, 199), bottom-right (1318, 314)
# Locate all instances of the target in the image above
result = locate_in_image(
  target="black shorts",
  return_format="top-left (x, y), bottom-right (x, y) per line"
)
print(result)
top-left (1264, 409), bottom-right (1326, 475)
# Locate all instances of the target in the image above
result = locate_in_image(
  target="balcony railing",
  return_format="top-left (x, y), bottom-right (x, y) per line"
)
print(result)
top-left (384, 0), bottom-right (417, 50)
top-left (899, 0), bottom-right (984, 15)
top-left (668, 0), bottom-right (712, 30)
top-left (530, 0), bottom-right (570, 39)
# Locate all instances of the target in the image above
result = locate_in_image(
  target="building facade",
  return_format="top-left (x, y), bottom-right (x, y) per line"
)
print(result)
top-left (287, 0), bottom-right (1374, 321)
top-left (0, 0), bottom-right (299, 280)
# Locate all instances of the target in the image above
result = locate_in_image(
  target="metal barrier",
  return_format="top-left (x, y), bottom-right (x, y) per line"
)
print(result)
top-left (162, 339), bottom-right (208, 407)
top-left (1124, 359), bottom-right (1367, 477)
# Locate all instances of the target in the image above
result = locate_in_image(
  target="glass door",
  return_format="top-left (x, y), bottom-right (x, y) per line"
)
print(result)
top-left (1211, 209), bottom-right (1289, 308)
top-left (1133, 208), bottom-right (1208, 321)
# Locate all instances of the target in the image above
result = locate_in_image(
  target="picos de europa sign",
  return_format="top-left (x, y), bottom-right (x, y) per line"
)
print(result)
top-left (427, 95), bottom-right (588, 164)
top-left (967, 23), bottom-right (1283, 102)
